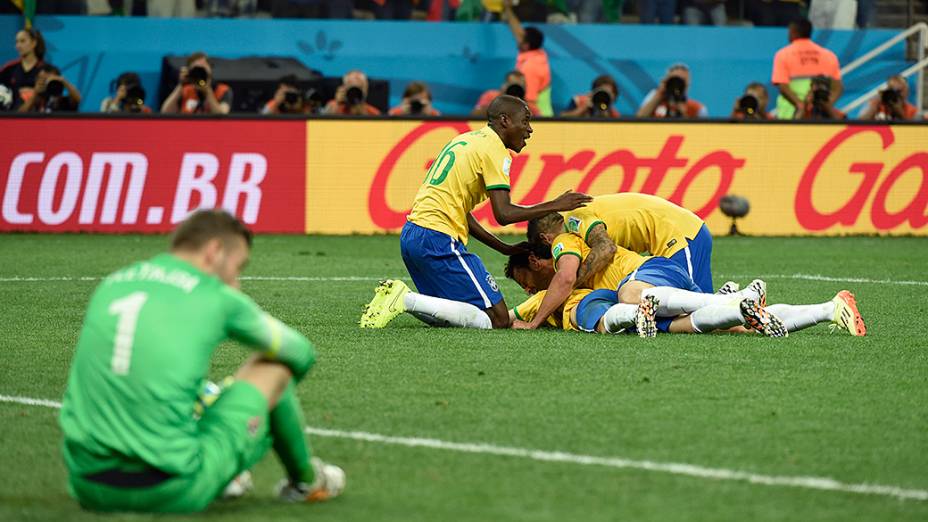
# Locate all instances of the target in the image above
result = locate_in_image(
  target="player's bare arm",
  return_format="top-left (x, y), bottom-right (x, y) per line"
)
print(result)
top-left (519, 255), bottom-right (579, 330)
top-left (575, 223), bottom-right (616, 288)
top-left (487, 189), bottom-right (591, 226)
top-left (467, 213), bottom-right (528, 255)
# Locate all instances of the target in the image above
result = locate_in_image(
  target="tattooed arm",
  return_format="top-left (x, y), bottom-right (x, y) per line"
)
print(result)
top-left (575, 223), bottom-right (616, 288)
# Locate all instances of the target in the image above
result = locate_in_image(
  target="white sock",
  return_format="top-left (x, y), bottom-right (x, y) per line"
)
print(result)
top-left (766, 302), bottom-right (834, 333)
top-left (690, 304), bottom-right (745, 333)
top-left (403, 292), bottom-right (492, 329)
top-left (641, 287), bottom-right (733, 316)
top-left (602, 303), bottom-right (638, 333)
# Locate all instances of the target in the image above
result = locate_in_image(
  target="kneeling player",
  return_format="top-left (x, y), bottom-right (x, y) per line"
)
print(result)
top-left (59, 210), bottom-right (344, 513)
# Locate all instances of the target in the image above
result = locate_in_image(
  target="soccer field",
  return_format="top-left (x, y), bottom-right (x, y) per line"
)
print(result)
top-left (1, 233), bottom-right (926, 521)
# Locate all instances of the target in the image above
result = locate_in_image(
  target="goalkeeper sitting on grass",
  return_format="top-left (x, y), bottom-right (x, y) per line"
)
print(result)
top-left (59, 209), bottom-right (344, 513)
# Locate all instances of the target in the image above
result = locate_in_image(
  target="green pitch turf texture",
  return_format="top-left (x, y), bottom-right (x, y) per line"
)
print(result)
top-left (1, 233), bottom-right (926, 522)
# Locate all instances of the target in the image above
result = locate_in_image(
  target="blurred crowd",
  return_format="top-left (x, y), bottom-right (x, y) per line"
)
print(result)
top-left (0, 0), bottom-right (886, 28)
top-left (1, 8), bottom-right (924, 121)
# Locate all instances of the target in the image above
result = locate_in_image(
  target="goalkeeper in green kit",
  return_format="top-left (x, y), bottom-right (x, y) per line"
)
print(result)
top-left (59, 209), bottom-right (345, 512)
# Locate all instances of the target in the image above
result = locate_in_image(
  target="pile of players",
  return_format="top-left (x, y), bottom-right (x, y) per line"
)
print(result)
top-left (360, 95), bottom-right (866, 339)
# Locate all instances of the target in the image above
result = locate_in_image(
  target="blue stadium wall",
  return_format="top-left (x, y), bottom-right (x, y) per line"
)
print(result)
top-left (0, 15), bottom-right (912, 116)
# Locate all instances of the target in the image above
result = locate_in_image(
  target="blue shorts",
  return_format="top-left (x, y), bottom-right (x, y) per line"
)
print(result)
top-left (400, 221), bottom-right (503, 309)
top-left (574, 289), bottom-right (619, 332)
top-left (669, 223), bottom-right (714, 293)
top-left (618, 256), bottom-right (702, 333)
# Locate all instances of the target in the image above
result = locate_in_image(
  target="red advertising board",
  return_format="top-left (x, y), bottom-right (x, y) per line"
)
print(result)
top-left (0, 119), bottom-right (306, 232)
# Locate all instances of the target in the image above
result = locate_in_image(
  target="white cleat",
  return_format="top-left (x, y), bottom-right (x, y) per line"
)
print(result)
top-left (635, 294), bottom-right (659, 338)
top-left (739, 298), bottom-right (787, 338)
top-left (715, 281), bottom-right (740, 295)
top-left (276, 457), bottom-right (346, 503)
top-left (222, 470), bottom-right (253, 499)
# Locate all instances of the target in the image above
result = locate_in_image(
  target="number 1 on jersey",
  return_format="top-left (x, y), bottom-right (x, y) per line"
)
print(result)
top-left (108, 292), bottom-right (148, 375)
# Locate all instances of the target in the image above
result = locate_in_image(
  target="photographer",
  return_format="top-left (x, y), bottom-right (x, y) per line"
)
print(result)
top-left (100, 72), bottom-right (151, 113)
top-left (160, 52), bottom-right (232, 115)
top-left (636, 63), bottom-right (707, 119)
top-left (731, 82), bottom-right (772, 120)
top-left (503, 0), bottom-right (553, 116)
top-left (472, 70), bottom-right (534, 118)
top-left (798, 75), bottom-right (846, 120)
top-left (18, 64), bottom-right (81, 113)
top-left (323, 70), bottom-right (381, 116)
top-left (1, 28), bottom-right (47, 111)
top-left (389, 81), bottom-right (440, 116)
top-left (561, 74), bottom-right (620, 118)
top-left (771, 18), bottom-right (842, 119)
top-left (261, 75), bottom-right (308, 115)
top-left (858, 75), bottom-right (918, 121)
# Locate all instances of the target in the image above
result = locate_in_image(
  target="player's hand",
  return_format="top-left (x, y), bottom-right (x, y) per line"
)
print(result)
top-left (551, 190), bottom-right (593, 211)
top-left (179, 66), bottom-right (189, 84)
top-left (498, 241), bottom-right (531, 256)
top-left (511, 319), bottom-right (535, 329)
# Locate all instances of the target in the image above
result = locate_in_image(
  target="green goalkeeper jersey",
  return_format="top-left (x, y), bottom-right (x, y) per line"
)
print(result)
top-left (59, 253), bottom-right (315, 476)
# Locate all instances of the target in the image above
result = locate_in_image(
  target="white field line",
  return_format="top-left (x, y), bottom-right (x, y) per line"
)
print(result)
top-left (1, 273), bottom-right (927, 287)
top-left (3, 394), bottom-right (925, 502)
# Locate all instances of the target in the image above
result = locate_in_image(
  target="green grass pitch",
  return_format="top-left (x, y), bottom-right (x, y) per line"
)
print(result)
top-left (1, 233), bottom-right (926, 521)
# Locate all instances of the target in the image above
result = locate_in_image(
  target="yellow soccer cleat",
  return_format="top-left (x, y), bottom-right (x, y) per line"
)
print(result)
top-left (831, 290), bottom-right (866, 336)
top-left (359, 279), bottom-right (409, 328)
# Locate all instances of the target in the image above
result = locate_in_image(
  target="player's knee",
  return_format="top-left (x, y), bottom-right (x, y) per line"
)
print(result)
top-left (618, 282), bottom-right (647, 304)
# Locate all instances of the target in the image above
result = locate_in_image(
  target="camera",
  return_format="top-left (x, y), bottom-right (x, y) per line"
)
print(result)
top-left (409, 99), bottom-right (425, 115)
top-left (284, 90), bottom-right (300, 105)
top-left (737, 94), bottom-right (760, 117)
top-left (503, 83), bottom-right (526, 100)
top-left (880, 88), bottom-right (900, 106)
top-left (45, 79), bottom-right (64, 98)
top-left (188, 66), bottom-right (209, 88)
top-left (590, 88), bottom-right (614, 116)
top-left (124, 84), bottom-right (146, 112)
top-left (345, 86), bottom-right (364, 106)
top-left (664, 76), bottom-right (687, 104)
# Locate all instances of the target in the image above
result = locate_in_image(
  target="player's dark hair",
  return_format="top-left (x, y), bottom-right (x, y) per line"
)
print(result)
top-left (791, 18), bottom-right (813, 39)
top-left (504, 242), bottom-right (551, 280)
top-left (20, 28), bottom-right (46, 61)
top-left (171, 209), bottom-right (253, 251)
top-left (526, 213), bottom-right (564, 244)
top-left (487, 94), bottom-right (528, 124)
top-left (523, 27), bottom-right (544, 50)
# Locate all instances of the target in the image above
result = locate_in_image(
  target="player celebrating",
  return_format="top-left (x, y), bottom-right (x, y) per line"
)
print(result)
top-left (360, 95), bottom-right (591, 330)
top-left (527, 193), bottom-right (715, 294)
top-left (59, 210), bottom-right (344, 513)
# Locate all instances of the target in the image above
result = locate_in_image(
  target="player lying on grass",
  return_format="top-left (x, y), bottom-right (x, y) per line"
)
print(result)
top-left (59, 210), bottom-right (344, 513)
top-left (513, 225), bottom-right (787, 337)
top-left (359, 94), bottom-right (590, 330)
top-left (527, 193), bottom-right (716, 294)
top-left (506, 246), bottom-right (866, 337)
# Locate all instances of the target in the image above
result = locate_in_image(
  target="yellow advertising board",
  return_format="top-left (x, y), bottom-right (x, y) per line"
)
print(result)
top-left (306, 120), bottom-right (927, 236)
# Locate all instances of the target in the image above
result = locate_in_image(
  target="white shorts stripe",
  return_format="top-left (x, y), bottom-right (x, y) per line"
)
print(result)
top-left (684, 246), bottom-right (694, 278)
top-left (450, 240), bottom-right (492, 309)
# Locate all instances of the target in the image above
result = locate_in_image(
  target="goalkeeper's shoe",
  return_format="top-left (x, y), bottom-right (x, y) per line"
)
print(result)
top-left (715, 281), bottom-right (740, 295)
top-left (742, 279), bottom-right (768, 308)
top-left (635, 294), bottom-right (659, 338)
top-left (276, 458), bottom-right (346, 503)
top-left (359, 279), bottom-right (409, 328)
top-left (831, 290), bottom-right (866, 336)
top-left (740, 298), bottom-right (788, 338)
top-left (222, 471), bottom-right (253, 500)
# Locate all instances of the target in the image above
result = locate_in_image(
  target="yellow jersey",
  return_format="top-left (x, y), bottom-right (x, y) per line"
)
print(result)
top-left (407, 126), bottom-right (512, 244)
top-left (551, 232), bottom-right (648, 291)
top-left (561, 193), bottom-right (704, 258)
top-left (512, 289), bottom-right (593, 331)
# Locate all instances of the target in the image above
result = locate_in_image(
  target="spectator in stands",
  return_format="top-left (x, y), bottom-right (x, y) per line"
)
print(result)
top-left (503, 0), bottom-right (553, 116)
top-left (18, 64), bottom-right (81, 113)
top-left (682, 0), bottom-right (726, 25)
top-left (161, 52), bottom-right (233, 115)
top-left (148, 0), bottom-right (196, 17)
top-left (731, 82), bottom-right (773, 120)
top-left (271, 0), bottom-right (352, 19)
top-left (36, 0), bottom-right (86, 13)
top-left (568, 0), bottom-right (623, 24)
top-left (771, 18), bottom-right (842, 119)
top-left (637, 63), bottom-right (708, 118)
top-left (261, 75), bottom-right (307, 115)
top-left (471, 70), bottom-right (535, 117)
top-left (1, 28), bottom-right (47, 111)
top-left (561, 74), bottom-right (621, 118)
top-left (100, 72), bottom-right (152, 113)
top-left (858, 75), bottom-right (919, 121)
top-left (747, 0), bottom-right (802, 26)
top-left (798, 75), bottom-right (845, 120)
top-left (389, 81), bottom-right (441, 116)
top-left (637, 0), bottom-right (677, 24)
top-left (856, 0), bottom-right (875, 28)
top-left (323, 70), bottom-right (381, 115)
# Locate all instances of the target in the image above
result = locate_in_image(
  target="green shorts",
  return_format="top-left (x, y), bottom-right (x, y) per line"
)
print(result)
top-left (68, 380), bottom-right (272, 513)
